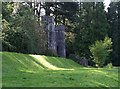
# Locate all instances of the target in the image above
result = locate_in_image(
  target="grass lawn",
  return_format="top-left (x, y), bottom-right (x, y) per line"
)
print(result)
top-left (1, 52), bottom-right (119, 87)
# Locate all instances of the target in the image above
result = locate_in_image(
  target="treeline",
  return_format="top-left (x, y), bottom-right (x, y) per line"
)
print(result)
top-left (2, 2), bottom-right (47, 54)
top-left (1, 2), bottom-right (120, 66)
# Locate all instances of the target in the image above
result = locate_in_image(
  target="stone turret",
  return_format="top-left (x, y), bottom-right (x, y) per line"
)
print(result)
top-left (56, 25), bottom-right (66, 57)
top-left (47, 16), bottom-right (56, 53)
top-left (41, 15), bottom-right (66, 57)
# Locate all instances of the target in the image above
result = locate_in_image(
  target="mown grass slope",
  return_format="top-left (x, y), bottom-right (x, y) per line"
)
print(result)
top-left (1, 52), bottom-right (119, 87)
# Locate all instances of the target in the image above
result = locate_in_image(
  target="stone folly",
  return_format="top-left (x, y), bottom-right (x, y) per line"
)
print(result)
top-left (41, 15), bottom-right (66, 57)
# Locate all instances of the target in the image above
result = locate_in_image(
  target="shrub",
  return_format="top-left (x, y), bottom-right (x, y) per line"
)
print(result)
top-left (89, 37), bottom-right (112, 67)
top-left (45, 49), bottom-right (58, 57)
top-left (105, 63), bottom-right (113, 69)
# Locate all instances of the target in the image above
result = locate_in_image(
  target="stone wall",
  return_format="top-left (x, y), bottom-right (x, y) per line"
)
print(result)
top-left (41, 15), bottom-right (66, 57)
top-left (55, 25), bottom-right (66, 57)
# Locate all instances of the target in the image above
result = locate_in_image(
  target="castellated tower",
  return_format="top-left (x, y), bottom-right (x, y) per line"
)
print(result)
top-left (41, 15), bottom-right (66, 57)
top-left (56, 25), bottom-right (66, 57)
top-left (47, 16), bottom-right (57, 53)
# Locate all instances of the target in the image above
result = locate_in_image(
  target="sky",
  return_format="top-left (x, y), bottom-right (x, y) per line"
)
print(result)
top-left (104, 0), bottom-right (111, 11)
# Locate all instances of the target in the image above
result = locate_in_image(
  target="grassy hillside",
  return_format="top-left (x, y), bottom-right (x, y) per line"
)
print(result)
top-left (1, 52), bottom-right (119, 87)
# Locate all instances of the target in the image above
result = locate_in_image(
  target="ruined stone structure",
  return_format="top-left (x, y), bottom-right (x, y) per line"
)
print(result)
top-left (41, 15), bottom-right (66, 57)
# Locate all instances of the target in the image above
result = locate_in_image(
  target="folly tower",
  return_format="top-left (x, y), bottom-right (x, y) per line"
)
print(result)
top-left (56, 25), bottom-right (66, 57)
top-left (41, 15), bottom-right (66, 57)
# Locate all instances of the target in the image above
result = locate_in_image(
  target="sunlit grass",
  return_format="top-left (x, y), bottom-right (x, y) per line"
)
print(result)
top-left (29, 55), bottom-right (74, 70)
top-left (1, 52), bottom-right (119, 87)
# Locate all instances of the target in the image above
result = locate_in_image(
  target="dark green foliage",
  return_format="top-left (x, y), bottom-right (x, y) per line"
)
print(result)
top-left (65, 32), bottom-right (75, 56)
top-left (2, 2), bottom-right (47, 54)
top-left (73, 2), bottom-right (110, 58)
top-left (45, 49), bottom-right (58, 57)
top-left (2, 2), bottom-right (13, 21)
top-left (42, 2), bottom-right (79, 25)
top-left (107, 2), bottom-right (120, 66)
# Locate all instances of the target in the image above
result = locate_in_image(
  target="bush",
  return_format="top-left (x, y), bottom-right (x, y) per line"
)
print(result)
top-left (89, 37), bottom-right (112, 67)
top-left (105, 63), bottom-right (113, 69)
top-left (45, 49), bottom-right (58, 57)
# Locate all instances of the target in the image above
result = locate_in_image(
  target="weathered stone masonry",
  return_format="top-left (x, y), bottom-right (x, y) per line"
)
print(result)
top-left (42, 15), bottom-right (66, 57)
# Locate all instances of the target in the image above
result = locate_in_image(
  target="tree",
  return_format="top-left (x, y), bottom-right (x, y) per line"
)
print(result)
top-left (89, 37), bottom-right (112, 67)
top-left (107, 2), bottom-right (120, 66)
top-left (2, 2), bottom-right (47, 54)
top-left (73, 2), bottom-right (110, 58)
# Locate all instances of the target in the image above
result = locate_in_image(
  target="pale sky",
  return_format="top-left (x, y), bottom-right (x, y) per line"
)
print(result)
top-left (104, 0), bottom-right (111, 11)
